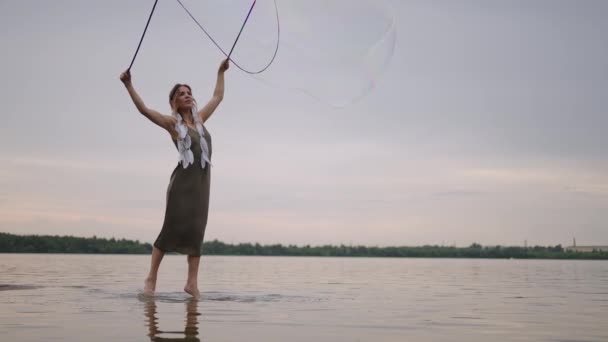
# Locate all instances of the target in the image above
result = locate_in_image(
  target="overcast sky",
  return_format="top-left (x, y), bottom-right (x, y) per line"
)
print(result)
top-left (1, 0), bottom-right (606, 247)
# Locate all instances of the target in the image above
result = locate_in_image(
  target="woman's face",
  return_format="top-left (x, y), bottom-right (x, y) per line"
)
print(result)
top-left (173, 86), bottom-right (194, 112)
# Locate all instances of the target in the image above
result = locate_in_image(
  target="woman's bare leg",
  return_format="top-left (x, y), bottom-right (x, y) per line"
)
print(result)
top-left (184, 255), bottom-right (201, 299)
top-left (144, 247), bottom-right (165, 296)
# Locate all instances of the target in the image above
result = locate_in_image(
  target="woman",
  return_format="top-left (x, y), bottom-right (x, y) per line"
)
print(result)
top-left (119, 59), bottom-right (229, 299)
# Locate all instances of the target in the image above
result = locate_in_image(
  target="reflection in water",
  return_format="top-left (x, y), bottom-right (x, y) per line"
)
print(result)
top-left (144, 298), bottom-right (201, 342)
top-left (0, 284), bottom-right (43, 291)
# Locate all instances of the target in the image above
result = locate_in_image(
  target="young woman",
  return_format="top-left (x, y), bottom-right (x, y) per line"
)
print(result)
top-left (119, 59), bottom-right (229, 298)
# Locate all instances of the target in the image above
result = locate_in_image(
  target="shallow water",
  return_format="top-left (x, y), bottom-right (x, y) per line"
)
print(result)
top-left (1, 254), bottom-right (607, 341)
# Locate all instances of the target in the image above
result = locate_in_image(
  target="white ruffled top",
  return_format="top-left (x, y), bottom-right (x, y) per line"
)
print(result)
top-left (173, 105), bottom-right (211, 169)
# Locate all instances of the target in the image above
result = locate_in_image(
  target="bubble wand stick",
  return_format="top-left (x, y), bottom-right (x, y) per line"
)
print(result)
top-left (228, 0), bottom-right (257, 59)
top-left (127, 0), bottom-right (159, 71)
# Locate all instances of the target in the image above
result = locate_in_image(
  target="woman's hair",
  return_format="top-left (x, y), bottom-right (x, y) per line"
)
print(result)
top-left (169, 83), bottom-right (195, 112)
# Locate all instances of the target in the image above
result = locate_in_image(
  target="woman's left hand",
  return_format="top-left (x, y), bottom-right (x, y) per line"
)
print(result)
top-left (218, 59), bottom-right (230, 73)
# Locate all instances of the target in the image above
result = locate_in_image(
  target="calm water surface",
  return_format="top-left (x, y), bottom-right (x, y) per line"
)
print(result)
top-left (1, 254), bottom-right (607, 341)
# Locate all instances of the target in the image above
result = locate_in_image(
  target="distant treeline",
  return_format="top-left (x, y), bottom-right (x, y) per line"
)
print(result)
top-left (202, 240), bottom-right (608, 259)
top-left (1, 233), bottom-right (607, 259)
top-left (0, 232), bottom-right (152, 254)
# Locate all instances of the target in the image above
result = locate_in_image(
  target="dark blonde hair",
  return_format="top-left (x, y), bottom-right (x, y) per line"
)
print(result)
top-left (168, 84), bottom-right (195, 112)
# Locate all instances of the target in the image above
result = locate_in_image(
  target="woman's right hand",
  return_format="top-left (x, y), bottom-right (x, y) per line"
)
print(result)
top-left (120, 70), bottom-right (132, 85)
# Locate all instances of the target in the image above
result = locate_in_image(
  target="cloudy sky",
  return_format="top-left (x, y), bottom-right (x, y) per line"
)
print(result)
top-left (1, 0), bottom-right (606, 247)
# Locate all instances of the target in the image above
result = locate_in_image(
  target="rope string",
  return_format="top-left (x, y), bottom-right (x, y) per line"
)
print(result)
top-left (175, 0), bottom-right (280, 74)
top-left (128, 0), bottom-right (280, 75)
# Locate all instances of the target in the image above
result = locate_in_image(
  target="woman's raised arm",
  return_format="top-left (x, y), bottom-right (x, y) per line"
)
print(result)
top-left (197, 59), bottom-right (229, 123)
top-left (120, 70), bottom-right (176, 136)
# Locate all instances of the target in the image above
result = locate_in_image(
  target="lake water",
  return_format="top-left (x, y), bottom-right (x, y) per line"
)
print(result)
top-left (1, 254), bottom-right (607, 341)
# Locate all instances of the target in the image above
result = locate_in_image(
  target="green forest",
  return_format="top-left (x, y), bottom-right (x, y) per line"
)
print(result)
top-left (0, 232), bottom-right (152, 254)
top-left (1, 232), bottom-right (607, 259)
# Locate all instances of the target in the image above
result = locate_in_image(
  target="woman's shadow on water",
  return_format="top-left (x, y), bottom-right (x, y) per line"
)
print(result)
top-left (143, 297), bottom-right (201, 342)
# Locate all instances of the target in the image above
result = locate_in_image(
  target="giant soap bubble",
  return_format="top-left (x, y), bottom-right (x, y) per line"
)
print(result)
top-left (176, 0), bottom-right (396, 107)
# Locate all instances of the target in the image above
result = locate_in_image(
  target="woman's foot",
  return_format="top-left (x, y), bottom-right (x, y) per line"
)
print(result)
top-left (184, 283), bottom-right (200, 299)
top-left (144, 277), bottom-right (156, 296)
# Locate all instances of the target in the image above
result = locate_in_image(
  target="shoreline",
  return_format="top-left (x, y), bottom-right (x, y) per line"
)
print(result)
top-left (2, 233), bottom-right (607, 260)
